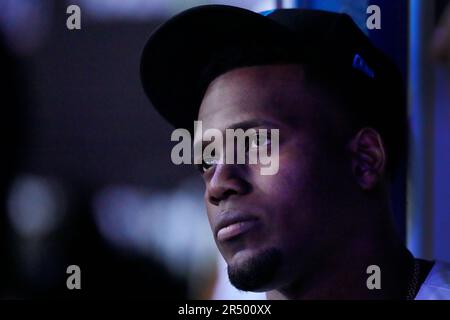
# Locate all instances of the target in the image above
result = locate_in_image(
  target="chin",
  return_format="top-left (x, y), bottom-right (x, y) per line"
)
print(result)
top-left (227, 247), bottom-right (282, 292)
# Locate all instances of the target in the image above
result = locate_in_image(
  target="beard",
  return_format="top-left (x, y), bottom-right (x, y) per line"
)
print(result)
top-left (227, 247), bottom-right (282, 291)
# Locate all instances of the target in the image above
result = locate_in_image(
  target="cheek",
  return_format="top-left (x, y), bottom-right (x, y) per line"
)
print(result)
top-left (253, 150), bottom-right (316, 201)
top-left (251, 150), bottom-right (330, 233)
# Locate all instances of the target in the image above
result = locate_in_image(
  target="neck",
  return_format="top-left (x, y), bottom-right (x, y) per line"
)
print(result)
top-left (267, 207), bottom-right (415, 300)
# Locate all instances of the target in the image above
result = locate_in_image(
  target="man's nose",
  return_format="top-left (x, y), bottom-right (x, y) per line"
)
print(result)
top-left (206, 163), bottom-right (251, 206)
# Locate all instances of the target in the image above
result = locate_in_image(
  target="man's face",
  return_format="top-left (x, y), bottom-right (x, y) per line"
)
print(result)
top-left (196, 64), bottom-right (356, 292)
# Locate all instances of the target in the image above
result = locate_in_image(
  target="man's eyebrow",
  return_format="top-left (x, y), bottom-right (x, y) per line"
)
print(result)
top-left (227, 119), bottom-right (280, 131)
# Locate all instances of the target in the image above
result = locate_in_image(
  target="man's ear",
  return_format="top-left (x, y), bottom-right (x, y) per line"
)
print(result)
top-left (348, 127), bottom-right (386, 190)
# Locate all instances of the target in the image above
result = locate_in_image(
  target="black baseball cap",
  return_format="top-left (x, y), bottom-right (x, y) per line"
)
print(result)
top-left (140, 5), bottom-right (403, 131)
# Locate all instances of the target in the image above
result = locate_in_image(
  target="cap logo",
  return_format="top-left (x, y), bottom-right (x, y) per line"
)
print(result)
top-left (259, 9), bottom-right (276, 17)
top-left (353, 53), bottom-right (375, 78)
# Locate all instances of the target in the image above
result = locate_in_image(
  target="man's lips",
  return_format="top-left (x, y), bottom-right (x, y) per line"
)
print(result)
top-left (215, 212), bottom-right (259, 242)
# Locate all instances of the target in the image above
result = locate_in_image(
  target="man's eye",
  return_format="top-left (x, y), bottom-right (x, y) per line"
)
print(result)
top-left (197, 157), bottom-right (218, 173)
top-left (249, 133), bottom-right (271, 150)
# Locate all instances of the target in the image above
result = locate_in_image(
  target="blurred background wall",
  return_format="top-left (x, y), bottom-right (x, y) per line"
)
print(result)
top-left (0, 0), bottom-right (448, 299)
top-left (407, 0), bottom-right (450, 264)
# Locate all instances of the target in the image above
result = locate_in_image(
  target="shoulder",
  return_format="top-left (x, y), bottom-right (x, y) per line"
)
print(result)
top-left (415, 261), bottom-right (450, 300)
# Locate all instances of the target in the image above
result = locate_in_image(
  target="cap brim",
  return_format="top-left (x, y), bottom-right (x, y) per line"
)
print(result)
top-left (140, 5), bottom-right (292, 130)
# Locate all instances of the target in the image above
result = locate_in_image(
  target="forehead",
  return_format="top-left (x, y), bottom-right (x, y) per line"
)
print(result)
top-left (197, 64), bottom-right (322, 133)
